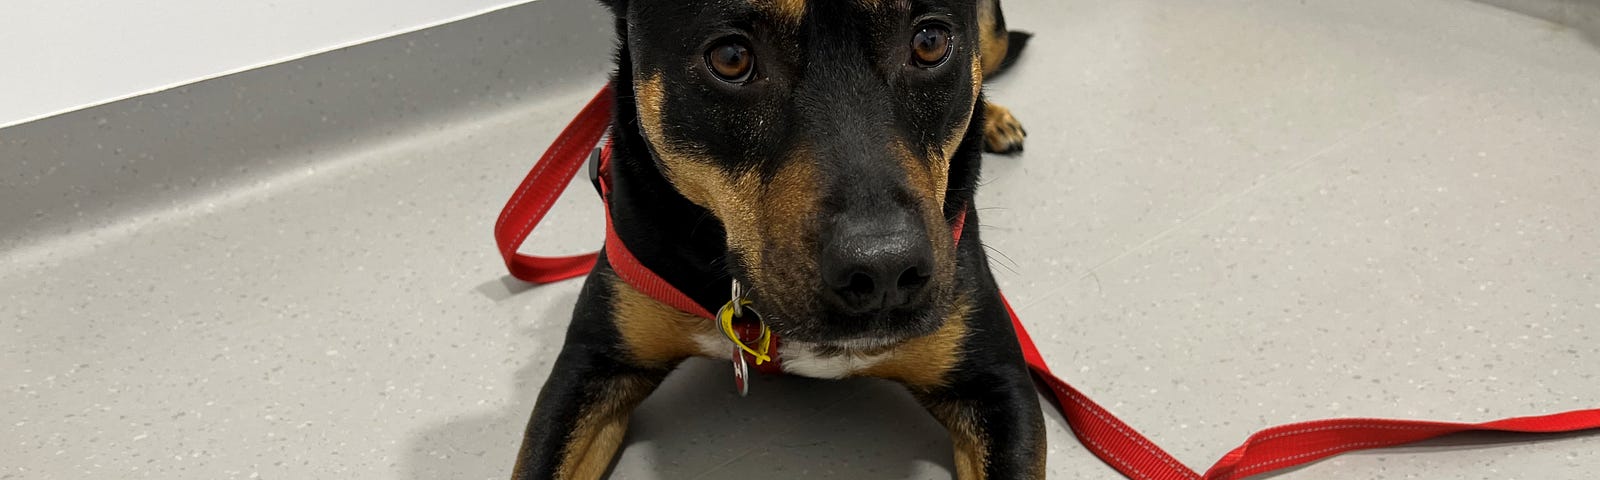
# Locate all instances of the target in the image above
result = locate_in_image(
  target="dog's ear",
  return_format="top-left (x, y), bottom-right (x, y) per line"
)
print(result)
top-left (596, 0), bottom-right (623, 13)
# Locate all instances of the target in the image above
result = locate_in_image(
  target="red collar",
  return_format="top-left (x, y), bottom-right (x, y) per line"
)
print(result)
top-left (591, 137), bottom-right (786, 375)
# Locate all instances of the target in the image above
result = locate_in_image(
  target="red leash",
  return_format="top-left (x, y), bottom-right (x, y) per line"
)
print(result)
top-left (493, 84), bottom-right (712, 318)
top-left (495, 85), bottom-right (1600, 479)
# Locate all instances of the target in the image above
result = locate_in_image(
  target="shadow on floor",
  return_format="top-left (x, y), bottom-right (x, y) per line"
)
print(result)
top-left (401, 290), bottom-right (956, 480)
top-left (472, 275), bottom-right (539, 303)
top-left (1474, 0), bottom-right (1600, 48)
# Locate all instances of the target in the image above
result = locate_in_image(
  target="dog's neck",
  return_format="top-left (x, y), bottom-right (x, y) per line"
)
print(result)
top-left (602, 65), bottom-right (736, 313)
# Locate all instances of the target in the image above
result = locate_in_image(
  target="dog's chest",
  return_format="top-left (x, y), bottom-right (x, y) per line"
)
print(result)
top-left (690, 332), bottom-right (888, 379)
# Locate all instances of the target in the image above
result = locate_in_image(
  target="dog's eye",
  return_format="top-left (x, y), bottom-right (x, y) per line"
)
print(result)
top-left (910, 25), bottom-right (952, 67)
top-left (705, 40), bottom-right (755, 83)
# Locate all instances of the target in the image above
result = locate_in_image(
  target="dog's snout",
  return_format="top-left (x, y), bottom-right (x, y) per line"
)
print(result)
top-left (820, 213), bottom-right (934, 313)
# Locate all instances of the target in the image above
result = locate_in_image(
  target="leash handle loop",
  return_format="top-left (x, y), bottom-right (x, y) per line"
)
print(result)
top-left (492, 85), bottom-right (615, 284)
top-left (495, 84), bottom-right (718, 320)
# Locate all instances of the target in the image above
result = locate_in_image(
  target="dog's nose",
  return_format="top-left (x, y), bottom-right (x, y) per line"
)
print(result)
top-left (820, 213), bottom-right (934, 313)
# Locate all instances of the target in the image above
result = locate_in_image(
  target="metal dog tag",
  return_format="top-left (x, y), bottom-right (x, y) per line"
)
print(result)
top-left (731, 347), bottom-right (750, 396)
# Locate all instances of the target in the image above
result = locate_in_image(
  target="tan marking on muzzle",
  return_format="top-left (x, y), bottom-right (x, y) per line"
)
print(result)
top-left (634, 74), bottom-right (821, 305)
top-left (895, 140), bottom-right (946, 211)
top-left (934, 54), bottom-right (985, 184)
top-left (860, 296), bottom-right (972, 388)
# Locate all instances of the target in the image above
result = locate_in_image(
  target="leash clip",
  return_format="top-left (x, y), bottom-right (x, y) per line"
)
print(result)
top-left (719, 280), bottom-right (772, 396)
top-left (587, 146), bottom-right (605, 195)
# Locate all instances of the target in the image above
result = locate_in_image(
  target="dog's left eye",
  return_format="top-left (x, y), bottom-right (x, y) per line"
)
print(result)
top-left (910, 25), bottom-right (952, 67)
top-left (705, 39), bottom-right (756, 83)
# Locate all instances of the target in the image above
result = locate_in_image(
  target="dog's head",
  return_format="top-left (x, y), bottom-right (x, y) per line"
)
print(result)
top-left (610, 0), bottom-right (985, 346)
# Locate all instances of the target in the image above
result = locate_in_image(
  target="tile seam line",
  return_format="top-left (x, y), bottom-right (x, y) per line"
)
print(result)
top-left (1019, 93), bottom-right (1438, 312)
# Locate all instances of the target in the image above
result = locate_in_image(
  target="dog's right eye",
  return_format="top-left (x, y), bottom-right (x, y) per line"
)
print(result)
top-left (705, 39), bottom-right (755, 84)
top-left (910, 24), bottom-right (953, 68)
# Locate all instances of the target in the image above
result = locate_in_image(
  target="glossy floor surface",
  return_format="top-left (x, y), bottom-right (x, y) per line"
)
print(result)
top-left (4, 0), bottom-right (1598, 478)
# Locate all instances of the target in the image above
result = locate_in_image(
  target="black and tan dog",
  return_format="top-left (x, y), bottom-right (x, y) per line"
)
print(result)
top-left (512, 0), bottom-right (1040, 478)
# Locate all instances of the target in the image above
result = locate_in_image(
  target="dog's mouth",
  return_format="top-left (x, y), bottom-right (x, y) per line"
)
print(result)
top-left (753, 299), bottom-right (952, 346)
top-left (816, 335), bottom-right (904, 351)
top-left (737, 258), bottom-right (956, 346)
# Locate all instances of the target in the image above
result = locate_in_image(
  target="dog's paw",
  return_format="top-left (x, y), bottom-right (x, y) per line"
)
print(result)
top-left (983, 103), bottom-right (1026, 154)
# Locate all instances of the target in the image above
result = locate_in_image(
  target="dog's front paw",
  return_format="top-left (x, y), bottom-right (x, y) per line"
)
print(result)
top-left (983, 103), bottom-right (1026, 154)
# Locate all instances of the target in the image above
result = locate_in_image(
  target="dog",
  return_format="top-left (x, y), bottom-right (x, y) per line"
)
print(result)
top-left (511, 0), bottom-right (1040, 478)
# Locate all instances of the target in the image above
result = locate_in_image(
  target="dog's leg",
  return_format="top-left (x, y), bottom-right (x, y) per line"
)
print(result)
top-left (511, 272), bottom-right (708, 480)
top-left (916, 366), bottom-right (1046, 480)
top-left (978, 0), bottom-right (1033, 154)
top-left (511, 356), bottom-right (662, 480)
top-left (865, 297), bottom-right (1046, 479)
top-left (981, 102), bottom-right (1028, 154)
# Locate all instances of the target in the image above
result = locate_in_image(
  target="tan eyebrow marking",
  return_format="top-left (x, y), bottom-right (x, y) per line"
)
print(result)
top-left (760, 0), bottom-right (807, 24)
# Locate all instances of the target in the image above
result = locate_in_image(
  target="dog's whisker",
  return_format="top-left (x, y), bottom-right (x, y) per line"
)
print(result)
top-left (688, 211), bottom-right (717, 237)
top-left (982, 243), bottom-right (1021, 275)
top-left (701, 272), bottom-right (734, 292)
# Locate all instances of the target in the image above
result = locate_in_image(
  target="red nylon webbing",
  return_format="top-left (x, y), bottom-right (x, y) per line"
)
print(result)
top-left (1003, 296), bottom-right (1600, 479)
top-left (491, 85), bottom-right (712, 318)
top-left (492, 86), bottom-right (614, 284)
top-left (496, 84), bottom-right (1600, 479)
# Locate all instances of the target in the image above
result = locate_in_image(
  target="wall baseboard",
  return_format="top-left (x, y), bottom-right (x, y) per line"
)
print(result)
top-left (1475, 0), bottom-right (1600, 39)
top-left (0, 0), bottom-right (613, 253)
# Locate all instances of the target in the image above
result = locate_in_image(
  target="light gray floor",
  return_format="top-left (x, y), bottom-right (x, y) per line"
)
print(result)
top-left (4, 0), bottom-right (1599, 478)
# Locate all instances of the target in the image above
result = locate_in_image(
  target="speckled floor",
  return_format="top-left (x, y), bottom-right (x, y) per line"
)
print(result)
top-left (4, 0), bottom-right (1599, 478)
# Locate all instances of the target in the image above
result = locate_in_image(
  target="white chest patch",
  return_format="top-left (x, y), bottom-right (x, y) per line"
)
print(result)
top-left (775, 341), bottom-right (889, 379)
top-left (690, 332), bottom-right (889, 379)
top-left (691, 331), bottom-right (733, 360)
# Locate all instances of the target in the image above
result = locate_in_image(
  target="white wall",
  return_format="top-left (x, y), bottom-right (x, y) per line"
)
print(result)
top-left (0, 0), bottom-right (538, 128)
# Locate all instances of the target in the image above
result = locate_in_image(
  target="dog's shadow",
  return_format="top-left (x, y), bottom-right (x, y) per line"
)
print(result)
top-left (402, 285), bottom-right (956, 480)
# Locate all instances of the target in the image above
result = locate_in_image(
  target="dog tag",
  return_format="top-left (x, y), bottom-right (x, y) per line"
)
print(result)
top-left (731, 347), bottom-right (750, 396)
